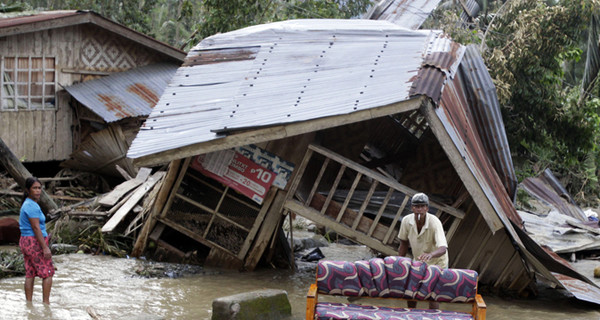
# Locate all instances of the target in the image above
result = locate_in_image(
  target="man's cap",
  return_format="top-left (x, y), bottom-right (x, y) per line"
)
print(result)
top-left (411, 193), bottom-right (429, 206)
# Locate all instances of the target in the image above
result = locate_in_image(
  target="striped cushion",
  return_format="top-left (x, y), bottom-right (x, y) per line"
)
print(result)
top-left (316, 257), bottom-right (478, 302)
top-left (315, 302), bottom-right (474, 320)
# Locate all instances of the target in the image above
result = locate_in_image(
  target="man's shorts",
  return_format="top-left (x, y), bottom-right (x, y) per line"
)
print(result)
top-left (19, 236), bottom-right (55, 279)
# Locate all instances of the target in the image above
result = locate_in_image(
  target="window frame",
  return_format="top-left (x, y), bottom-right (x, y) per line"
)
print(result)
top-left (1, 56), bottom-right (57, 111)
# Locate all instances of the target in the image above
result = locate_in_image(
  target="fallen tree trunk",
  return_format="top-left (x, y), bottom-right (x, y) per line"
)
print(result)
top-left (0, 138), bottom-right (58, 214)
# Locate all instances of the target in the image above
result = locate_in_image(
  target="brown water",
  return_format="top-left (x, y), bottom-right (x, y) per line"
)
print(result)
top-left (1, 247), bottom-right (599, 320)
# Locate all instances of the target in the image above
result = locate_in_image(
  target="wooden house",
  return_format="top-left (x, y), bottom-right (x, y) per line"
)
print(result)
top-left (124, 17), bottom-right (600, 304)
top-left (0, 11), bottom-right (184, 175)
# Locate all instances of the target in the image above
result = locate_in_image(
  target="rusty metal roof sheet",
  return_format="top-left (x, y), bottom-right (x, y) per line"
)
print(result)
top-left (127, 19), bottom-right (439, 159)
top-left (364, 0), bottom-right (442, 30)
top-left (65, 63), bottom-right (179, 123)
top-left (520, 169), bottom-right (588, 222)
top-left (460, 45), bottom-right (517, 199)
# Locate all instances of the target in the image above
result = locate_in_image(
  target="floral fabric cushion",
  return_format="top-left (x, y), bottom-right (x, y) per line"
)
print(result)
top-left (431, 269), bottom-right (478, 302)
top-left (316, 257), bottom-right (477, 302)
top-left (315, 302), bottom-right (474, 320)
top-left (317, 260), bottom-right (362, 296)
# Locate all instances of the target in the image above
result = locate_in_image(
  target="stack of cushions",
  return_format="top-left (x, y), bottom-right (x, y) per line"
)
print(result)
top-left (314, 256), bottom-right (478, 320)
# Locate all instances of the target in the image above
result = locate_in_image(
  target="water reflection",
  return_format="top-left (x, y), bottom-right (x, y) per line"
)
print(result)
top-left (0, 253), bottom-right (599, 319)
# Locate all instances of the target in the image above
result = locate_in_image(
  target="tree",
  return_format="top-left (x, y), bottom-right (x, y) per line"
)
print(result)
top-left (428, 0), bottom-right (600, 202)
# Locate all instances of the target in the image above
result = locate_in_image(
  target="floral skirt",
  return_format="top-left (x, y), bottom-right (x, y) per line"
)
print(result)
top-left (19, 236), bottom-right (55, 279)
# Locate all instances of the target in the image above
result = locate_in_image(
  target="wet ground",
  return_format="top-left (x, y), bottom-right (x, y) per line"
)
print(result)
top-left (0, 241), bottom-right (599, 319)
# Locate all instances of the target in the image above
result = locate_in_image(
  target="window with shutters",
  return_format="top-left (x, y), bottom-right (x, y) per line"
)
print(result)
top-left (1, 56), bottom-right (56, 110)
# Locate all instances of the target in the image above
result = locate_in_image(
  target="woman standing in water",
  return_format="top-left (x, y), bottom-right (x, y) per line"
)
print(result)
top-left (19, 177), bottom-right (54, 304)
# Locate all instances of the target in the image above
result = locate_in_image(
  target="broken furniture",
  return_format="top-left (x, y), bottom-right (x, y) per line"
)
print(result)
top-left (306, 256), bottom-right (486, 320)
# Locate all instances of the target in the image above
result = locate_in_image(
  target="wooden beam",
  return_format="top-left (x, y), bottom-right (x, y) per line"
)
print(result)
top-left (285, 199), bottom-right (396, 256)
top-left (132, 97), bottom-right (425, 167)
top-left (131, 159), bottom-right (183, 257)
top-left (0, 138), bottom-right (58, 214)
top-left (243, 190), bottom-right (287, 271)
top-left (308, 143), bottom-right (466, 220)
top-left (368, 187), bottom-right (394, 237)
top-left (238, 187), bottom-right (278, 259)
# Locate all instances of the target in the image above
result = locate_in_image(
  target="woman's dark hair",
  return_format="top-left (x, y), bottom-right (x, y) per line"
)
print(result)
top-left (22, 176), bottom-right (42, 204)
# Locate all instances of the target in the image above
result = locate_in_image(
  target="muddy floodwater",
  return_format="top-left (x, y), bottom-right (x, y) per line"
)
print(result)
top-left (1, 244), bottom-right (600, 320)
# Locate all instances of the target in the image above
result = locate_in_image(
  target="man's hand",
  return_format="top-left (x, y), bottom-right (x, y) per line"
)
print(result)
top-left (417, 253), bottom-right (433, 262)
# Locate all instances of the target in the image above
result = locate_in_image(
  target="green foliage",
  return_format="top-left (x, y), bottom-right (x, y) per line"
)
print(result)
top-left (77, 226), bottom-right (131, 257)
top-left (433, 0), bottom-right (600, 203)
top-left (0, 250), bottom-right (25, 278)
top-left (50, 216), bottom-right (132, 257)
top-left (194, 0), bottom-right (373, 44)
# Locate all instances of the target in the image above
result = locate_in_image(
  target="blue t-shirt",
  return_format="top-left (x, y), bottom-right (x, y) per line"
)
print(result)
top-left (19, 198), bottom-right (48, 237)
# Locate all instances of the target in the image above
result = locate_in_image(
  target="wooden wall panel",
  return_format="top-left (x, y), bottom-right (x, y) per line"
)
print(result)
top-left (54, 91), bottom-right (72, 160)
top-left (0, 23), bottom-right (165, 162)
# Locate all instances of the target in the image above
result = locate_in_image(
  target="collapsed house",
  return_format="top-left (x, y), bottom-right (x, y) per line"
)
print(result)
top-left (0, 10), bottom-right (184, 177)
top-left (120, 16), bottom-right (600, 304)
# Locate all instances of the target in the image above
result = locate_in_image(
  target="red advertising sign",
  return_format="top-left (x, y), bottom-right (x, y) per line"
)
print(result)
top-left (191, 151), bottom-right (276, 204)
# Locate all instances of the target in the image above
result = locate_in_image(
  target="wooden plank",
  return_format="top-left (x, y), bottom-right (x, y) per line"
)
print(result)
top-left (337, 172), bottom-right (362, 222)
top-left (351, 180), bottom-right (378, 230)
top-left (445, 216), bottom-right (462, 243)
top-left (305, 158), bottom-right (329, 206)
top-left (320, 164), bottom-right (345, 216)
top-left (115, 165), bottom-right (133, 180)
top-left (132, 97), bottom-right (424, 167)
top-left (307, 193), bottom-right (392, 243)
top-left (493, 251), bottom-right (519, 288)
top-left (383, 195), bottom-right (408, 244)
top-left (477, 235), bottom-right (506, 278)
top-left (285, 199), bottom-right (396, 256)
top-left (99, 179), bottom-right (143, 207)
top-left (160, 217), bottom-right (239, 260)
top-left (243, 190), bottom-right (287, 271)
top-left (101, 171), bottom-right (165, 233)
top-left (238, 187), bottom-right (278, 259)
top-left (202, 187), bottom-right (228, 239)
top-left (148, 222), bottom-right (166, 242)
top-left (308, 143), bottom-right (466, 220)
top-left (453, 215), bottom-right (482, 265)
top-left (124, 177), bottom-right (163, 237)
top-left (131, 159), bottom-right (183, 257)
top-left (284, 148), bottom-right (313, 201)
top-left (368, 187), bottom-right (394, 237)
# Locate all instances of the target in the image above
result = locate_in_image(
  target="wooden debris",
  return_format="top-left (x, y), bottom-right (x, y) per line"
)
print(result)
top-left (101, 171), bottom-right (165, 233)
top-left (99, 167), bottom-right (152, 207)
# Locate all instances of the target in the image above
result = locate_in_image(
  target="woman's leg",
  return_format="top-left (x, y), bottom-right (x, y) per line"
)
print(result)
top-left (24, 277), bottom-right (34, 302)
top-left (42, 276), bottom-right (52, 304)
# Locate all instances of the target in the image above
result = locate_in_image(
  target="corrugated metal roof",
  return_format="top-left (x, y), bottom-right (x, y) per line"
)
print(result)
top-left (65, 63), bottom-right (179, 123)
top-left (364, 0), bottom-right (442, 30)
top-left (520, 169), bottom-right (588, 222)
top-left (428, 65), bottom-right (522, 235)
top-left (460, 45), bottom-right (517, 199)
top-left (127, 19), bottom-right (438, 159)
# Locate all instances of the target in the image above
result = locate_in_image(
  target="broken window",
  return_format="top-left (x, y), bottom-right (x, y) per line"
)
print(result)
top-left (1, 56), bottom-right (56, 110)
